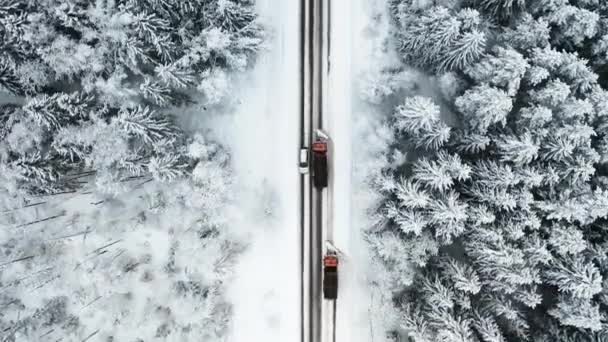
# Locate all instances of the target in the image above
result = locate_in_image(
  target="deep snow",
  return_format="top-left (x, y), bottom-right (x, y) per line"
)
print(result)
top-left (213, 1), bottom-right (302, 341)
top-left (330, 0), bottom-right (401, 341)
top-left (325, 0), bottom-right (355, 341)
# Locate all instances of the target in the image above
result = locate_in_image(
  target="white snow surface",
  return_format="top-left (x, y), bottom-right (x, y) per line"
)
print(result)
top-left (325, 0), bottom-right (355, 341)
top-left (205, 1), bottom-right (302, 341)
top-left (330, 0), bottom-right (400, 341)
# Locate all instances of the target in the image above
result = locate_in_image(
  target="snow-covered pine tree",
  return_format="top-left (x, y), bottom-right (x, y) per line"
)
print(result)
top-left (392, 5), bottom-right (487, 72)
top-left (0, 0), bottom-right (264, 195)
top-left (373, 0), bottom-right (608, 340)
top-left (0, 3), bottom-right (264, 339)
top-left (395, 96), bottom-right (451, 150)
top-left (455, 84), bottom-right (513, 134)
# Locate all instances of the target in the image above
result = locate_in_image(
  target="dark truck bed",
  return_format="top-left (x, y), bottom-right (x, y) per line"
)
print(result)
top-left (312, 141), bottom-right (328, 188)
top-left (323, 255), bottom-right (338, 299)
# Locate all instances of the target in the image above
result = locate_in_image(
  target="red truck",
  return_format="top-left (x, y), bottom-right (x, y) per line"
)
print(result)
top-left (323, 253), bottom-right (338, 299)
top-left (312, 139), bottom-right (328, 188)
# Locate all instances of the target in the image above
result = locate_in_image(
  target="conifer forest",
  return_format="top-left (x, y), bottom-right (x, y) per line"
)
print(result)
top-left (1, 0), bottom-right (608, 341)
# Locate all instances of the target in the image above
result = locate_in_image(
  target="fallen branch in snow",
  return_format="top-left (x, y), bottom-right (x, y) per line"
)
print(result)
top-left (108, 249), bottom-right (126, 265)
top-left (48, 229), bottom-right (92, 241)
top-left (2, 324), bottom-right (23, 342)
top-left (82, 296), bottom-right (102, 310)
top-left (0, 255), bottom-right (34, 268)
top-left (39, 329), bottom-right (54, 339)
top-left (63, 170), bottom-right (97, 181)
top-left (14, 266), bottom-right (53, 283)
top-left (81, 329), bottom-right (100, 342)
top-left (133, 178), bottom-right (154, 189)
top-left (73, 240), bottom-right (124, 271)
top-left (1, 201), bottom-right (46, 214)
top-left (14, 212), bottom-right (66, 228)
top-left (123, 262), bottom-right (140, 273)
top-left (88, 239), bottom-right (123, 255)
top-left (119, 175), bottom-right (147, 183)
top-left (0, 299), bottom-right (19, 309)
top-left (34, 190), bottom-right (78, 197)
top-left (31, 276), bottom-right (58, 291)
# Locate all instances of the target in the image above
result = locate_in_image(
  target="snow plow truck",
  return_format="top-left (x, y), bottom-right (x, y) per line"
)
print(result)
top-left (323, 253), bottom-right (338, 299)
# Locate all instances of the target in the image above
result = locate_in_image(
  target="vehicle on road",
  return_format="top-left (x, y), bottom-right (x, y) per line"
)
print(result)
top-left (299, 148), bottom-right (309, 174)
top-left (312, 138), bottom-right (328, 188)
top-left (323, 253), bottom-right (338, 299)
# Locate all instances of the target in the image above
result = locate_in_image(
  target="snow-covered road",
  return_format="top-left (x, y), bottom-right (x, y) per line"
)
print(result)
top-left (212, 0), bottom-right (392, 341)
